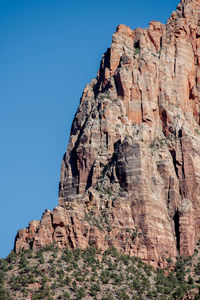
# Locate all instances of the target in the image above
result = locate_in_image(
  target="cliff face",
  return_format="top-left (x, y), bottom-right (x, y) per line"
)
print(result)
top-left (15, 0), bottom-right (200, 266)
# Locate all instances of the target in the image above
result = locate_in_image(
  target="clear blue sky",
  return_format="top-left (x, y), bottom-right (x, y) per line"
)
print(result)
top-left (0, 0), bottom-right (179, 258)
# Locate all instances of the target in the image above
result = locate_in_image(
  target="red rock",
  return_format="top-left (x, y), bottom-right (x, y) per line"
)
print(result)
top-left (14, 0), bottom-right (200, 266)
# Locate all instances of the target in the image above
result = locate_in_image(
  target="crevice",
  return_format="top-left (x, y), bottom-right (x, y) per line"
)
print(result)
top-left (69, 148), bottom-right (79, 179)
top-left (180, 138), bottom-right (185, 180)
top-left (173, 210), bottom-right (180, 253)
top-left (174, 43), bottom-right (178, 74)
top-left (67, 236), bottom-right (74, 249)
top-left (178, 137), bottom-right (186, 198)
top-left (114, 71), bottom-right (125, 98)
top-left (85, 164), bottom-right (94, 190)
top-left (134, 41), bottom-right (140, 50)
top-left (157, 95), bottom-right (160, 108)
top-left (147, 30), bottom-right (158, 51)
top-left (50, 213), bottom-right (56, 231)
top-left (14, 233), bottom-right (19, 252)
top-left (106, 132), bottom-right (109, 148)
top-left (160, 36), bottom-right (163, 50)
top-left (70, 217), bottom-right (74, 226)
top-left (139, 88), bottom-right (144, 121)
top-left (167, 183), bottom-right (170, 210)
top-left (29, 240), bottom-right (34, 250)
top-left (178, 129), bottom-right (182, 138)
top-left (93, 48), bottom-right (111, 97)
top-left (68, 116), bottom-right (90, 194)
top-left (169, 150), bottom-right (179, 178)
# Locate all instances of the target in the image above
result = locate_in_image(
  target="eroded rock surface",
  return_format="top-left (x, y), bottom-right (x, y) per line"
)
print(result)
top-left (15, 0), bottom-right (200, 266)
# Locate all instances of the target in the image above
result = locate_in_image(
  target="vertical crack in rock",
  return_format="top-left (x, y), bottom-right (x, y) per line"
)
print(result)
top-left (180, 137), bottom-right (186, 198)
top-left (106, 132), bottom-right (109, 149)
top-left (173, 210), bottom-right (181, 253)
top-left (50, 212), bottom-right (54, 235)
top-left (114, 71), bottom-right (125, 98)
top-left (67, 235), bottom-right (74, 249)
top-left (170, 150), bottom-right (179, 178)
top-left (167, 181), bottom-right (171, 210)
top-left (174, 43), bottom-right (178, 74)
top-left (139, 88), bottom-right (144, 122)
top-left (93, 47), bottom-right (111, 96)
top-left (86, 163), bottom-right (94, 190)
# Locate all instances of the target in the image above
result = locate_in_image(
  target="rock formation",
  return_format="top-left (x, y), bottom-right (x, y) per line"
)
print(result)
top-left (15, 0), bottom-right (200, 266)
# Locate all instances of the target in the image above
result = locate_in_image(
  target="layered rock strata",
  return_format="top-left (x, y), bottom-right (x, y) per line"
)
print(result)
top-left (15, 0), bottom-right (200, 266)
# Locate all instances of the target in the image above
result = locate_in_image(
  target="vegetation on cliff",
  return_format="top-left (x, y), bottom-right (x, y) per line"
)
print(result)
top-left (2, 243), bottom-right (200, 299)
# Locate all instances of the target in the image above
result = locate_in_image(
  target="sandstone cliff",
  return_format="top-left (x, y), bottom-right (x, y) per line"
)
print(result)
top-left (15, 0), bottom-right (200, 266)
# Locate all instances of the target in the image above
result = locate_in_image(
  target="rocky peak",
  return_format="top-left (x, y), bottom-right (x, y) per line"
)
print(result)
top-left (14, 0), bottom-right (200, 267)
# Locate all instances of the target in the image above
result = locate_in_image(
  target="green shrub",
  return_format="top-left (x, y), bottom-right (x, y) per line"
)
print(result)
top-left (6, 251), bottom-right (17, 264)
top-left (175, 258), bottom-right (186, 283)
top-left (37, 250), bottom-right (45, 264)
top-left (188, 275), bottom-right (194, 284)
top-left (82, 246), bottom-right (97, 264)
top-left (63, 291), bottom-right (71, 299)
top-left (74, 248), bottom-right (81, 261)
top-left (0, 285), bottom-right (11, 300)
top-left (134, 48), bottom-right (140, 55)
top-left (62, 249), bottom-right (72, 263)
top-left (172, 284), bottom-right (187, 299)
top-left (100, 270), bottom-right (110, 284)
top-left (195, 261), bottom-right (200, 275)
top-left (102, 293), bottom-right (115, 300)
top-left (57, 268), bottom-right (65, 280)
top-left (90, 283), bottom-right (101, 296)
top-left (76, 287), bottom-right (86, 299)
top-left (117, 290), bottom-right (130, 300)
top-left (65, 275), bottom-right (71, 285)
top-left (0, 272), bottom-right (4, 286)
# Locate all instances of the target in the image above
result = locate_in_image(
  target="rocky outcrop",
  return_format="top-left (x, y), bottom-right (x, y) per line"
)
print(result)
top-left (15, 0), bottom-right (200, 266)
